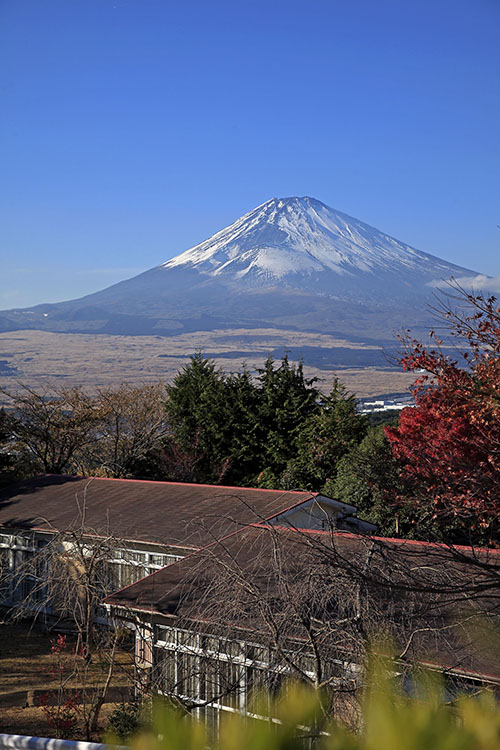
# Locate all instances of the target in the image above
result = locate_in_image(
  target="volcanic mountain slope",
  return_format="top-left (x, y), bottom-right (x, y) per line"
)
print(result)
top-left (0, 197), bottom-right (478, 342)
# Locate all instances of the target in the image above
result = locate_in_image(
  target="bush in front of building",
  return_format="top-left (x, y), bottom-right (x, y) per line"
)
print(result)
top-left (111, 663), bottom-right (500, 749)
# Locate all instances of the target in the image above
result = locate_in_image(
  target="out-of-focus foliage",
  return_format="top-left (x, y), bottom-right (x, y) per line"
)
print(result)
top-left (113, 657), bottom-right (500, 749)
top-left (107, 700), bottom-right (147, 741)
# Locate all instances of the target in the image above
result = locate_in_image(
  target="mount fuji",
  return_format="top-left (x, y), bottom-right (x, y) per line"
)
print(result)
top-left (0, 197), bottom-right (480, 344)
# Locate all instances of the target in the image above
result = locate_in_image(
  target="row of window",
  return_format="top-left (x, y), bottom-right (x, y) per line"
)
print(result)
top-left (153, 645), bottom-right (286, 712)
top-left (154, 625), bottom-right (338, 674)
top-left (151, 625), bottom-right (321, 714)
top-left (0, 532), bottom-right (46, 604)
top-left (104, 549), bottom-right (183, 590)
top-left (150, 625), bottom-right (363, 723)
top-left (0, 532), bottom-right (184, 606)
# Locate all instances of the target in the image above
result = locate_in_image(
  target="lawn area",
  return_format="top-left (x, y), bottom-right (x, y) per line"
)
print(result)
top-left (0, 620), bottom-right (134, 740)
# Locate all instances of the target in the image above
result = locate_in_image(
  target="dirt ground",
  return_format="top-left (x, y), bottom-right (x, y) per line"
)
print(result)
top-left (0, 702), bottom-right (120, 741)
top-left (0, 621), bottom-right (134, 740)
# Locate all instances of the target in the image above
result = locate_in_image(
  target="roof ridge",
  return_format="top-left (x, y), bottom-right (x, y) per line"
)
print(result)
top-left (268, 525), bottom-right (500, 554)
top-left (41, 473), bottom-right (315, 496)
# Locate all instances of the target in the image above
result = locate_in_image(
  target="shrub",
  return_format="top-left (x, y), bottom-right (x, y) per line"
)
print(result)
top-left (125, 668), bottom-right (500, 750)
top-left (107, 700), bottom-right (147, 741)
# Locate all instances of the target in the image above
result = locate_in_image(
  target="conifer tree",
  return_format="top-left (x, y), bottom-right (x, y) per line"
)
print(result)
top-left (222, 368), bottom-right (261, 485)
top-left (164, 353), bottom-right (322, 487)
top-left (331, 425), bottom-right (405, 536)
top-left (164, 354), bottom-right (233, 483)
top-left (283, 378), bottom-right (367, 491)
top-left (254, 355), bottom-right (320, 484)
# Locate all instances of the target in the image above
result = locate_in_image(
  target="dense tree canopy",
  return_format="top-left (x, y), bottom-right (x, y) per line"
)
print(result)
top-left (283, 379), bottom-right (367, 491)
top-left (251, 356), bottom-right (320, 487)
top-left (163, 354), bottom-right (259, 484)
top-left (332, 425), bottom-right (405, 536)
top-left (163, 353), bottom-right (321, 486)
top-left (162, 354), bottom-right (373, 491)
top-left (385, 285), bottom-right (500, 545)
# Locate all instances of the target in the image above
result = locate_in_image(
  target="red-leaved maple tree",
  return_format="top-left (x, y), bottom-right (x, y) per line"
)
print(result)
top-left (385, 283), bottom-right (500, 545)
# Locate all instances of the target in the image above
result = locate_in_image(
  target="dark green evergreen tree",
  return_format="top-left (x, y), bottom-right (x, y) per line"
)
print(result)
top-left (163, 354), bottom-right (374, 491)
top-left (333, 424), bottom-right (472, 542)
top-left (222, 368), bottom-right (261, 485)
top-left (163, 354), bottom-right (234, 483)
top-left (331, 425), bottom-right (406, 536)
top-left (283, 378), bottom-right (367, 491)
top-left (253, 355), bottom-right (320, 486)
top-left (163, 353), bottom-right (322, 487)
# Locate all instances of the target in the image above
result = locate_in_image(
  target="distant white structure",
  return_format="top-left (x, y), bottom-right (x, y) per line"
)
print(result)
top-left (357, 392), bottom-right (415, 414)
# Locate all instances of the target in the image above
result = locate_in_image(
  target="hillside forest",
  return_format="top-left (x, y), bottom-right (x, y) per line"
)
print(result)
top-left (1, 285), bottom-right (498, 548)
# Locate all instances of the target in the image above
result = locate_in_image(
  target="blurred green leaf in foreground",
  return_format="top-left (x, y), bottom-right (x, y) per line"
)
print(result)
top-left (108, 653), bottom-right (500, 750)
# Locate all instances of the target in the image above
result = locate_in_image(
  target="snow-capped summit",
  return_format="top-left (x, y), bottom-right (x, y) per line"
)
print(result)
top-left (0, 196), bottom-right (480, 343)
top-left (159, 196), bottom-right (460, 286)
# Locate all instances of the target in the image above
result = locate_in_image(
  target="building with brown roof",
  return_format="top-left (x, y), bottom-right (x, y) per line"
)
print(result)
top-left (103, 524), bottom-right (500, 727)
top-left (0, 473), bottom-right (375, 609)
top-left (3, 473), bottom-right (496, 729)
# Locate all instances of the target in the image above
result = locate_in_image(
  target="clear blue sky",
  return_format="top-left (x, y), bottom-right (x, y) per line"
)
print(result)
top-left (1, 0), bottom-right (499, 308)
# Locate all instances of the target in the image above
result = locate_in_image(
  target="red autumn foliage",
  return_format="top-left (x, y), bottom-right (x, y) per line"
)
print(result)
top-left (37, 633), bottom-right (80, 738)
top-left (38, 690), bottom-right (80, 739)
top-left (385, 284), bottom-right (500, 544)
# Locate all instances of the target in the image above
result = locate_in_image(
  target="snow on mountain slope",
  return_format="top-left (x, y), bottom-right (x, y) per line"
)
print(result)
top-left (160, 196), bottom-right (466, 283)
top-left (0, 196), bottom-right (481, 341)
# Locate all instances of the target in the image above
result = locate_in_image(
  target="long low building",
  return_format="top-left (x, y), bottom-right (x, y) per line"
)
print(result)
top-left (103, 524), bottom-right (500, 727)
top-left (1, 473), bottom-right (497, 730)
top-left (0, 473), bottom-right (376, 607)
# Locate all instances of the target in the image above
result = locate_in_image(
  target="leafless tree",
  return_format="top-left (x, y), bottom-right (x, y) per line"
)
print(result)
top-left (86, 383), bottom-right (168, 478)
top-left (2, 384), bottom-right (99, 474)
top-left (137, 529), bottom-right (376, 728)
top-left (143, 523), bottom-right (499, 729)
top-left (2, 381), bottom-right (168, 479)
top-left (2, 492), bottom-right (140, 738)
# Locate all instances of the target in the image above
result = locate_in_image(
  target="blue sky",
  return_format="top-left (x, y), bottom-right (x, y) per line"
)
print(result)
top-left (1, 0), bottom-right (499, 308)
